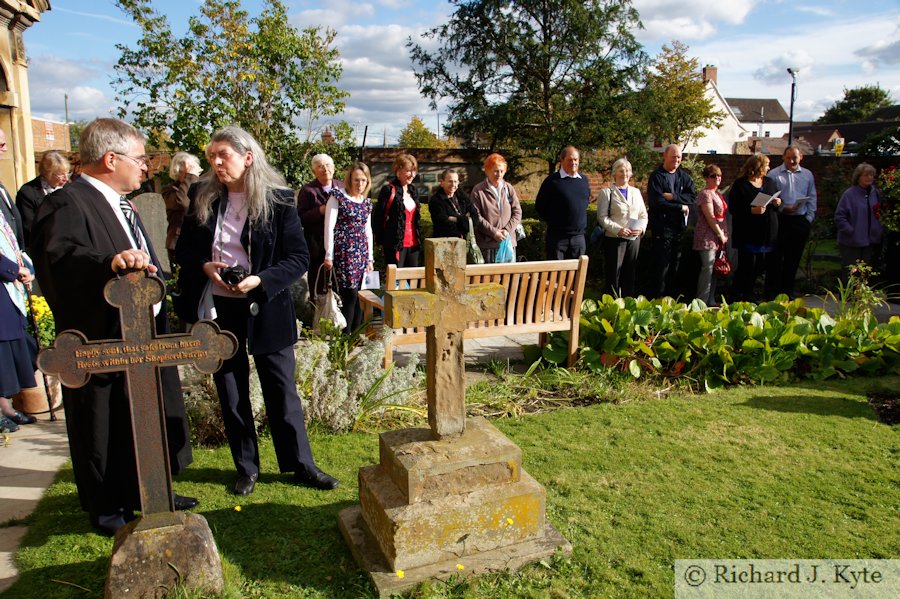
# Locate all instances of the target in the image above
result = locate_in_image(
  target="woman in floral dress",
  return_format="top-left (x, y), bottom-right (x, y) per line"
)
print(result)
top-left (324, 161), bottom-right (374, 333)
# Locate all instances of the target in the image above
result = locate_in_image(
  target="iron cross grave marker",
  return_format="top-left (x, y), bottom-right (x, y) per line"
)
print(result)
top-left (38, 271), bottom-right (237, 521)
top-left (384, 238), bottom-right (506, 439)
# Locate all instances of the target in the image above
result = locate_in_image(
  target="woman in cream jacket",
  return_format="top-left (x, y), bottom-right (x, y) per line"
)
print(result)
top-left (598, 158), bottom-right (647, 297)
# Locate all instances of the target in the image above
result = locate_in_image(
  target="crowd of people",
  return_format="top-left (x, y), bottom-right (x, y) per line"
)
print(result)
top-left (0, 115), bottom-right (890, 538)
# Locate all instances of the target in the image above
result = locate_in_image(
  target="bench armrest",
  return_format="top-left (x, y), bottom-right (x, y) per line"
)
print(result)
top-left (359, 290), bottom-right (384, 324)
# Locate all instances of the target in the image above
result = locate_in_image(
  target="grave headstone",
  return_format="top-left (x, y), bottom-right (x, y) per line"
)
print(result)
top-left (339, 238), bottom-right (571, 596)
top-left (130, 192), bottom-right (169, 272)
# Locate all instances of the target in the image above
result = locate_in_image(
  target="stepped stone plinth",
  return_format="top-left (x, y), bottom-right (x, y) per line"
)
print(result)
top-left (338, 240), bottom-right (570, 597)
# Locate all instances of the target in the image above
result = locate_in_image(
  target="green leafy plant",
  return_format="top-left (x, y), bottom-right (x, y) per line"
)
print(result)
top-left (545, 294), bottom-right (900, 390)
top-left (828, 261), bottom-right (887, 324)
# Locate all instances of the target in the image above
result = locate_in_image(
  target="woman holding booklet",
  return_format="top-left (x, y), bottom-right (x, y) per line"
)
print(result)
top-left (598, 158), bottom-right (647, 297)
top-left (728, 153), bottom-right (782, 302)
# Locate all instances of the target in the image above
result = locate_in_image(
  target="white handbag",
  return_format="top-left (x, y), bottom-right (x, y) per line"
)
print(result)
top-left (312, 264), bottom-right (347, 333)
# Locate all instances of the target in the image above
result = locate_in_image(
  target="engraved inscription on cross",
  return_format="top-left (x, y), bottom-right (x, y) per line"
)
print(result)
top-left (38, 271), bottom-right (238, 522)
top-left (385, 238), bottom-right (506, 439)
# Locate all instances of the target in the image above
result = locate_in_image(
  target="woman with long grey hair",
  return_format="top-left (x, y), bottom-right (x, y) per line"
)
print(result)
top-left (176, 125), bottom-right (338, 496)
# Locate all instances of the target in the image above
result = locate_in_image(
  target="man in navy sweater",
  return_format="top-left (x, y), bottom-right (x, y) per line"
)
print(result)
top-left (536, 146), bottom-right (591, 260)
top-left (647, 144), bottom-right (696, 298)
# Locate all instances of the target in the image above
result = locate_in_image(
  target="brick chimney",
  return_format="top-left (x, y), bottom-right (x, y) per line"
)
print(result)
top-left (321, 128), bottom-right (334, 144)
top-left (702, 65), bottom-right (718, 84)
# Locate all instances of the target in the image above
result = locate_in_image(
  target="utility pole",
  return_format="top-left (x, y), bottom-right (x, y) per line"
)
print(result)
top-left (64, 93), bottom-right (69, 123)
top-left (787, 68), bottom-right (798, 144)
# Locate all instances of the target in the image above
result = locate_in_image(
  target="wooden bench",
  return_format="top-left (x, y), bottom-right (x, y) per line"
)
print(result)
top-left (359, 257), bottom-right (589, 367)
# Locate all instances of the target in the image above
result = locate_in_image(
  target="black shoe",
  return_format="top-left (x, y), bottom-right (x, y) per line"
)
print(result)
top-left (0, 416), bottom-right (19, 432)
top-left (173, 493), bottom-right (199, 511)
top-left (233, 473), bottom-right (258, 496)
top-left (294, 466), bottom-right (339, 490)
top-left (8, 411), bottom-right (36, 425)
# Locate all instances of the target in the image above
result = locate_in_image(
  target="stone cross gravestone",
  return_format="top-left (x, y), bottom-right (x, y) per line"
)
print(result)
top-left (339, 238), bottom-right (571, 597)
top-left (384, 239), bottom-right (506, 438)
top-left (38, 270), bottom-right (237, 597)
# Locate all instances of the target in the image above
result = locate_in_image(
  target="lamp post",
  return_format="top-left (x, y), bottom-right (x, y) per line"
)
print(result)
top-left (786, 68), bottom-right (798, 144)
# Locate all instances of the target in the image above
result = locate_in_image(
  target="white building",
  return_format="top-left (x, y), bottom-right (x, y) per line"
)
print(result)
top-left (677, 66), bottom-right (752, 155)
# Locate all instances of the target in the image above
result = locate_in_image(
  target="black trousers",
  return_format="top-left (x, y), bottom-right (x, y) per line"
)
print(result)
top-left (212, 296), bottom-right (315, 478)
top-left (649, 227), bottom-right (684, 299)
top-left (773, 214), bottom-right (811, 298)
top-left (545, 232), bottom-right (585, 260)
top-left (603, 236), bottom-right (640, 297)
top-left (384, 245), bottom-right (420, 268)
top-left (734, 249), bottom-right (777, 303)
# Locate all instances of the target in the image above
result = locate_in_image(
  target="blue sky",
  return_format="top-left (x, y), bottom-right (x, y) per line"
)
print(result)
top-left (23, 0), bottom-right (900, 144)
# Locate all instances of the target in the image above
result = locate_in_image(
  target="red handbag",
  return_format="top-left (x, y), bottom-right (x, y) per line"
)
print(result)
top-left (713, 245), bottom-right (731, 276)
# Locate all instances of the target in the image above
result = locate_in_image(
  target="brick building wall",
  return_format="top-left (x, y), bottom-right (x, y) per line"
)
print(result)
top-left (31, 118), bottom-right (70, 153)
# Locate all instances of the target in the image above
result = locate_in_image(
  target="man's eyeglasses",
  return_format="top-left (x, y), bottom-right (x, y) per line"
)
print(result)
top-left (115, 153), bottom-right (148, 167)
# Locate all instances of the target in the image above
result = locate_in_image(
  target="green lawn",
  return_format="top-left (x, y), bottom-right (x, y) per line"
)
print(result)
top-left (7, 378), bottom-right (898, 598)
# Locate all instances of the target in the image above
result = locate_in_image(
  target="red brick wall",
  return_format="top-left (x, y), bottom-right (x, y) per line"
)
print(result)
top-left (31, 119), bottom-right (71, 153)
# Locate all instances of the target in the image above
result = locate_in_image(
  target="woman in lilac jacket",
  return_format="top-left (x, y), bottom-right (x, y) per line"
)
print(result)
top-left (834, 163), bottom-right (883, 280)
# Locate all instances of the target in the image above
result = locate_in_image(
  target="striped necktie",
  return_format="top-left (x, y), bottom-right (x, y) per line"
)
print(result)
top-left (119, 196), bottom-right (144, 250)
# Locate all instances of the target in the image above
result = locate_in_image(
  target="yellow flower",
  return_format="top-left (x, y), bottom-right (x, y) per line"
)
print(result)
top-left (234, 505), bottom-right (242, 512)
top-left (456, 563), bottom-right (465, 571)
top-left (396, 570), bottom-right (405, 579)
top-left (506, 517), bottom-right (514, 525)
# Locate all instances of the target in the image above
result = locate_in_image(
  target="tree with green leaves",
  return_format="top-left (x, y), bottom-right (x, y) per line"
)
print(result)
top-left (397, 116), bottom-right (441, 149)
top-left (67, 119), bottom-right (89, 151)
top-left (112, 0), bottom-right (348, 186)
top-left (817, 85), bottom-right (893, 124)
top-left (642, 41), bottom-right (723, 152)
top-left (407, 0), bottom-right (648, 175)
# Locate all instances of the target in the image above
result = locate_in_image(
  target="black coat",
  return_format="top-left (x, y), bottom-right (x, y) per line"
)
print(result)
top-left (29, 177), bottom-right (192, 516)
top-left (175, 187), bottom-right (309, 355)
top-left (729, 176), bottom-right (779, 248)
top-left (372, 178), bottom-right (422, 254)
top-left (428, 188), bottom-right (480, 239)
top-left (15, 176), bottom-right (45, 247)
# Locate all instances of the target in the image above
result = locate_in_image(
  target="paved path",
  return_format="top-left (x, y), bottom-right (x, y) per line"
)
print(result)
top-left (0, 411), bottom-right (68, 594)
top-left (0, 295), bottom-right (897, 592)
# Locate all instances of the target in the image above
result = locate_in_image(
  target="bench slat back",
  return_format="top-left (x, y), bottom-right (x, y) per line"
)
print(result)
top-left (384, 258), bottom-right (588, 335)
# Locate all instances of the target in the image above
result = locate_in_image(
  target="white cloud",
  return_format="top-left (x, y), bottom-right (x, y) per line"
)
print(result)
top-left (28, 55), bottom-right (116, 121)
top-left (322, 21), bottom-right (440, 140)
top-left (53, 6), bottom-right (137, 28)
top-left (794, 5), bottom-right (835, 18)
top-left (855, 37), bottom-right (900, 67)
top-left (634, 0), bottom-right (757, 41)
top-left (752, 51), bottom-right (815, 86)
top-left (679, 12), bottom-right (900, 120)
top-left (290, 2), bottom-right (376, 30)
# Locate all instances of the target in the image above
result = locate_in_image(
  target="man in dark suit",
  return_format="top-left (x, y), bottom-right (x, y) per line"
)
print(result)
top-left (30, 118), bottom-right (196, 536)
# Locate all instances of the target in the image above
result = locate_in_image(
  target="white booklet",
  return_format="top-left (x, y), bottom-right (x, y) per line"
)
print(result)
top-left (625, 218), bottom-right (648, 241)
top-left (791, 196), bottom-right (810, 210)
top-left (361, 270), bottom-right (381, 290)
top-left (750, 189), bottom-right (781, 208)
